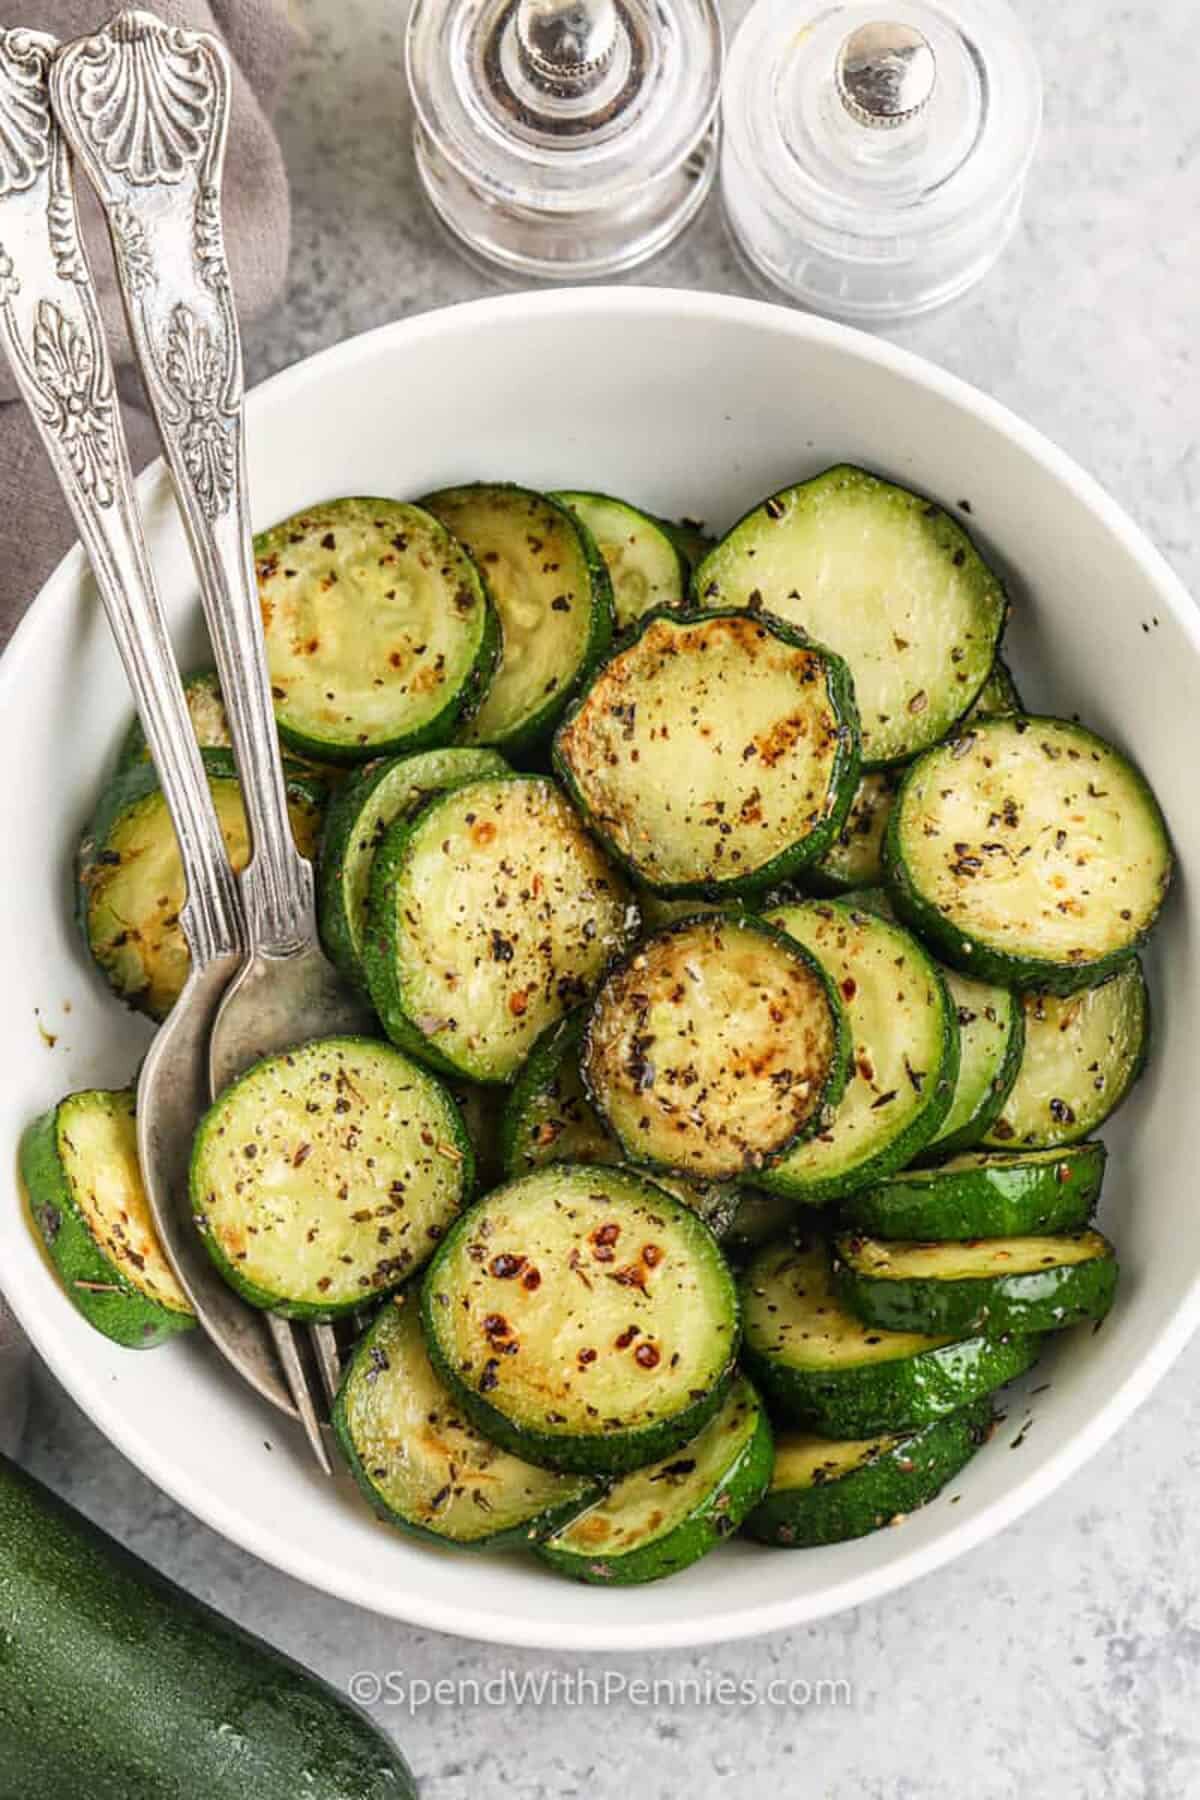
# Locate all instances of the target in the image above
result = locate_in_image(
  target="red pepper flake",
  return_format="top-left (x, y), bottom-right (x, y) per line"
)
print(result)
top-left (489, 1252), bottom-right (526, 1279)
top-left (634, 1342), bottom-right (661, 1369)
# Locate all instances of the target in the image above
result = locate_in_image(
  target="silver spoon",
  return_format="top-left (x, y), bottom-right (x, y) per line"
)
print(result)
top-left (0, 27), bottom-right (293, 1418)
top-left (54, 10), bottom-right (373, 1471)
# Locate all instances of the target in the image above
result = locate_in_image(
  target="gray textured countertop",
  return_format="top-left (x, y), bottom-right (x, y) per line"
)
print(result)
top-left (21, 2), bottom-right (1200, 1795)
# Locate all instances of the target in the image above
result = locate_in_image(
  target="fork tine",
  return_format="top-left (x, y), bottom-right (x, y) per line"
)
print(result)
top-left (310, 1324), bottom-right (343, 1412)
top-left (267, 1316), bottom-right (332, 1476)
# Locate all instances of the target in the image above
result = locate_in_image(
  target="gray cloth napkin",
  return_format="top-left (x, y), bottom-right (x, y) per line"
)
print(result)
top-left (0, 0), bottom-right (298, 1455)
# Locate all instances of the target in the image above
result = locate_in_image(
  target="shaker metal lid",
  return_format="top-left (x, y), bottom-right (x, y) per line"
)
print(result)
top-left (835, 21), bottom-right (938, 129)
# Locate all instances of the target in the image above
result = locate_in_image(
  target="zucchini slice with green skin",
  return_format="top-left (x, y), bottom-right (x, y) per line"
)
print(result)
top-left (841, 1143), bottom-right (1106, 1240)
top-left (741, 1237), bottom-right (1038, 1437)
top-left (808, 769), bottom-right (901, 895)
top-left (581, 914), bottom-right (850, 1183)
top-left (884, 715), bottom-right (1172, 994)
top-left (982, 962), bottom-right (1150, 1149)
top-left (78, 749), bottom-right (325, 1021)
top-left (964, 655), bottom-right (1023, 722)
top-left (555, 608), bottom-right (860, 899)
top-left (254, 497), bottom-right (498, 763)
top-left (333, 1294), bottom-right (600, 1549)
top-left (925, 969), bottom-right (1025, 1156)
top-left (190, 1037), bottom-right (473, 1320)
top-left (743, 1400), bottom-right (994, 1548)
top-left (420, 1164), bottom-right (741, 1475)
top-left (0, 1456), bottom-right (417, 1800)
top-left (115, 667), bottom-right (231, 772)
top-left (422, 483), bottom-right (613, 755)
top-left (757, 899), bottom-right (958, 1204)
top-left (317, 746), bottom-right (508, 986)
top-left (834, 1229), bottom-right (1119, 1335)
top-left (553, 491), bottom-right (688, 631)
top-left (694, 465), bottom-right (1007, 767)
top-left (19, 1089), bottom-right (194, 1349)
top-left (500, 1009), bottom-right (741, 1233)
top-left (534, 1375), bottom-right (773, 1584)
top-left (362, 773), bottom-right (631, 1084)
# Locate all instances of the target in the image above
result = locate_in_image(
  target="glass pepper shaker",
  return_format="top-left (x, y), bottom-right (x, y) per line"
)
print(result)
top-left (406, 0), bottom-right (724, 279)
top-left (720, 0), bottom-right (1042, 324)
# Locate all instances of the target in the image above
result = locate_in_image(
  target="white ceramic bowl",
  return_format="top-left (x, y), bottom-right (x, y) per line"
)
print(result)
top-left (2, 289), bottom-right (1195, 1651)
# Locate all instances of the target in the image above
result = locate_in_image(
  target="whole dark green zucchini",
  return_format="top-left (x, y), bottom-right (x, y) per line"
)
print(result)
top-left (0, 1455), bottom-right (415, 1800)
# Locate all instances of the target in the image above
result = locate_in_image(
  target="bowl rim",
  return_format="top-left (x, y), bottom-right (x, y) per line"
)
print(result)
top-left (4, 284), bottom-right (1197, 1651)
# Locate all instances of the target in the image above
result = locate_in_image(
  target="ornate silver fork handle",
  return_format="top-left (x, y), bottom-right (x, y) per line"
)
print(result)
top-left (52, 9), bottom-right (313, 957)
top-left (0, 28), bottom-right (240, 973)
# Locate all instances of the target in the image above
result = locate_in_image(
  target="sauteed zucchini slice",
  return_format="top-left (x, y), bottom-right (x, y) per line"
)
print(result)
top-left (363, 773), bottom-right (631, 1083)
top-left (884, 716), bottom-right (1171, 992)
top-left (190, 1037), bottom-right (472, 1319)
top-left (254, 497), bottom-right (498, 762)
top-left (581, 914), bottom-right (849, 1182)
top-left (555, 608), bottom-right (859, 898)
top-left (982, 962), bottom-right (1150, 1149)
top-left (757, 899), bottom-right (958, 1203)
top-left (553, 491), bottom-right (688, 631)
top-left (834, 1229), bottom-right (1118, 1336)
top-left (78, 749), bottom-right (325, 1021)
top-left (420, 1164), bottom-right (740, 1475)
top-left (743, 1400), bottom-right (994, 1548)
top-left (333, 1294), bottom-right (599, 1549)
top-left (317, 745), bottom-right (507, 986)
top-left (535, 1375), bottom-right (772, 1584)
top-left (925, 970), bottom-right (1024, 1156)
top-left (842, 1143), bottom-right (1106, 1241)
top-left (115, 667), bottom-right (230, 772)
top-left (500, 1008), bottom-right (740, 1234)
top-left (422, 483), bottom-right (613, 754)
top-left (741, 1236), bottom-right (1037, 1437)
top-left (20, 1088), bottom-right (194, 1349)
top-left (694, 465), bottom-right (1006, 765)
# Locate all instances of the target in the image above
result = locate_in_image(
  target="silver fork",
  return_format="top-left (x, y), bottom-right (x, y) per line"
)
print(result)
top-left (53, 10), bottom-right (373, 1471)
top-left (0, 27), bottom-right (298, 1418)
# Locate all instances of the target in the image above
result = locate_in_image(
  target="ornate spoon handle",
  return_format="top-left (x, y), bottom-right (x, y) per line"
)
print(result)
top-left (53, 9), bottom-right (313, 955)
top-left (0, 27), bottom-right (240, 969)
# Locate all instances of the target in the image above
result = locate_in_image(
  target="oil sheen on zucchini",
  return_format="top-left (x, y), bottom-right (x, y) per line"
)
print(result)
top-left (841, 1143), bottom-right (1106, 1240)
top-left (333, 1294), bottom-right (599, 1549)
top-left (982, 962), bottom-right (1149, 1149)
top-left (926, 969), bottom-right (1024, 1156)
top-left (363, 774), bottom-right (631, 1083)
top-left (420, 1164), bottom-right (740, 1474)
top-left (422, 483), bottom-right (613, 754)
top-left (581, 914), bottom-right (849, 1182)
top-left (741, 1237), bottom-right (1037, 1438)
top-left (834, 1229), bottom-right (1119, 1335)
top-left (78, 749), bottom-right (325, 1021)
top-left (743, 1400), bottom-right (994, 1548)
top-left (885, 716), bottom-right (1172, 993)
top-left (694, 465), bottom-right (1007, 765)
top-left (500, 1009), bottom-right (740, 1235)
top-left (190, 1037), bottom-right (473, 1319)
top-left (317, 746), bottom-right (508, 986)
top-left (535, 1375), bottom-right (773, 1584)
top-left (757, 899), bottom-right (958, 1203)
top-left (20, 1089), bottom-right (194, 1349)
top-left (555, 608), bottom-right (860, 898)
top-left (254, 497), bottom-right (498, 761)
top-left (553, 491), bottom-right (688, 631)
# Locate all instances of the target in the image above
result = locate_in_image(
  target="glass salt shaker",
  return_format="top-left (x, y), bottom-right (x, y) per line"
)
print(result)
top-left (406, 0), bottom-right (724, 279)
top-left (720, 0), bottom-right (1042, 324)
